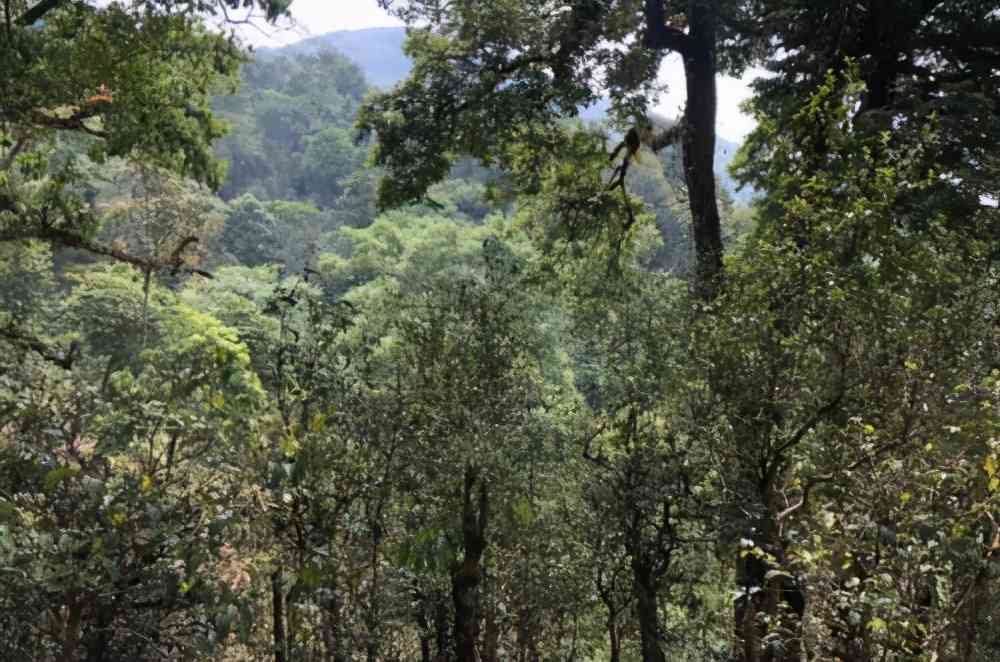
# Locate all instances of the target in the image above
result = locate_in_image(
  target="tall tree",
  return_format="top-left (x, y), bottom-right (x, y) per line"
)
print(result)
top-left (736, 0), bottom-right (1000, 235)
top-left (362, 3), bottom-right (1000, 662)
top-left (716, 60), bottom-right (999, 662)
top-left (359, 0), bottom-right (759, 298)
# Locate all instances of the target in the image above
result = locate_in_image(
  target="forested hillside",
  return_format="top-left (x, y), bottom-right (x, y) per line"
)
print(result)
top-left (265, 27), bottom-right (750, 201)
top-left (1, 1), bottom-right (998, 662)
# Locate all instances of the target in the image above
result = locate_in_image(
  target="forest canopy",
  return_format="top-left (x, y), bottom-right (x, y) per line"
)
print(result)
top-left (1, 1), bottom-right (998, 662)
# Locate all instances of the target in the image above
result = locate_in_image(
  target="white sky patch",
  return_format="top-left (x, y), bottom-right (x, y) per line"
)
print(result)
top-left (652, 52), bottom-right (761, 143)
top-left (244, 0), bottom-right (758, 141)
top-left (240, 0), bottom-right (402, 47)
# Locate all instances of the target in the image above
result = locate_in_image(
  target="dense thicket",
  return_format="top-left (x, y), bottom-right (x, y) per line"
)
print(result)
top-left (1, 1), bottom-right (997, 662)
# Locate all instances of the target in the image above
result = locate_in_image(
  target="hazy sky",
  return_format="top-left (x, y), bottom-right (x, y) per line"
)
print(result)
top-left (248, 0), bottom-right (757, 142)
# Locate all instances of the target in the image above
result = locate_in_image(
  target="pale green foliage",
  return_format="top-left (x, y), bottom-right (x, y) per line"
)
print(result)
top-left (0, 267), bottom-right (263, 660)
top-left (2, 2), bottom-right (999, 661)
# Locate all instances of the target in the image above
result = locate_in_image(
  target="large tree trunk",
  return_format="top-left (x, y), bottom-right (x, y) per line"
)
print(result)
top-left (452, 464), bottom-right (489, 662)
top-left (681, 1), bottom-right (724, 300)
top-left (645, 0), bottom-right (724, 300)
top-left (633, 567), bottom-right (667, 662)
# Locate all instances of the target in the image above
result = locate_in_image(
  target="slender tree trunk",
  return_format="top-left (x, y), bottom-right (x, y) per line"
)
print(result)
top-left (597, 561), bottom-right (624, 662)
top-left (681, 1), bottom-right (723, 300)
top-left (272, 569), bottom-right (288, 662)
top-left (452, 464), bottom-right (489, 662)
top-left (735, 524), bottom-right (765, 662)
top-left (98, 355), bottom-right (116, 395)
top-left (415, 590), bottom-right (433, 662)
top-left (565, 612), bottom-right (580, 662)
top-left (607, 611), bottom-right (621, 662)
top-left (366, 531), bottom-right (380, 662)
top-left (321, 580), bottom-right (347, 662)
top-left (163, 430), bottom-right (179, 482)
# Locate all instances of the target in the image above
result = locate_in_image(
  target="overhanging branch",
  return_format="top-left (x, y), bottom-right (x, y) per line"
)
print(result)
top-left (643, 0), bottom-right (692, 55)
top-left (30, 108), bottom-right (108, 139)
top-left (16, 0), bottom-right (67, 26)
top-left (0, 229), bottom-right (213, 278)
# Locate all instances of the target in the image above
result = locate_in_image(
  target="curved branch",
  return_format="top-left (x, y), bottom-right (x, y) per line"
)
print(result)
top-left (643, 0), bottom-right (692, 55)
top-left (30, 108), bottom-right (109, 139)
top-left (0, 229), bottom-right (213, 278)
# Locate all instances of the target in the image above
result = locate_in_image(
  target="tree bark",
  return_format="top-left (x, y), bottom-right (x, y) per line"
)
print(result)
top-left (607, 612), bottom-right (621, 662)
top-left (366, 526), bottom-right (380, 662)
top-left (452, 464), bottom-right (489, 662)
top-left (415, 591), bottom-right (433, 662)
top-left (597, 556), bottom-right (626, 662)
top-left (634, 569), bottom-right (667, 662)
top-left (680, 1), bottom-right (724, 300)
top-left (321, 580), bottom-right (348, 662)
top-left (272, 569), bottom-right (288, 662)
top-left (644, 0), bottom-right (724, 299)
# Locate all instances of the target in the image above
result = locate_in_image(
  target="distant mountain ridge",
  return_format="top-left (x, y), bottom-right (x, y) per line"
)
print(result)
top-left (257, 27), bottom-right (752, 203)
top-left (256, 27), bottom-right (410, 89)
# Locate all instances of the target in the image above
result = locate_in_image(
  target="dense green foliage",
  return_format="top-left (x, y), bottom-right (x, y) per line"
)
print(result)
top-left (1, 1), bottom-right (998, 662)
